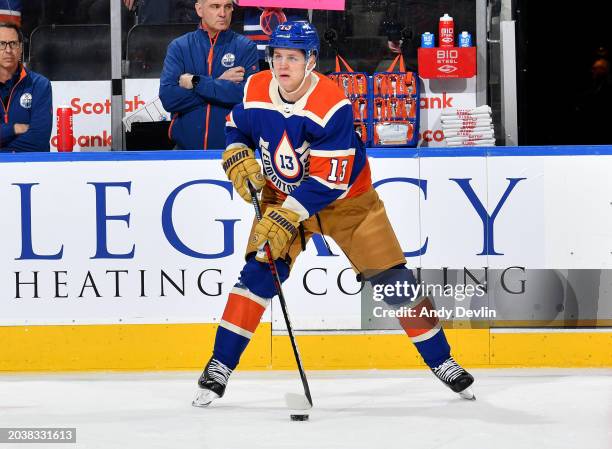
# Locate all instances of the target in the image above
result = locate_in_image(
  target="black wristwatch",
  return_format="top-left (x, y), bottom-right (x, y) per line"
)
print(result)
top-left (191, 75), bottom-right (200, 89)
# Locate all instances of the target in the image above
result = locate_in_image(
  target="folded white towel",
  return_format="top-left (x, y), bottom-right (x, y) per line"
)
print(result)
top-left (442, 117), bottom-right (492, 125)
top-left (441, 105), bottom-right (492, 116)
top-left (442, 125), bottom-right (493, 133)
top-left (464, 140), bottom-right (496, 146)
top-left (445, 132), bottom-right (494, 142)
top-left (441, 113), bottom-right (491, 122)
top-left (442, 121), bottom-right (493, 130)
top-left (445, 138), bottom-right (496, 146)
top-left (444, 128), bottom-right (494, 137)
top-left (443, 125), bottom-right (494, 131)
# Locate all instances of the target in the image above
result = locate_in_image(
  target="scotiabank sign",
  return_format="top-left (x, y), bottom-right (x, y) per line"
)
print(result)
top-left (70, 96), bottom-right (146, 116)
top-left (50, 80), bottom-right (160, 151)
top-left (420, 93), bottom-right (454, 110)
top-left (50, 130), bottom-right (113, 149)
top-left (419, 129), bottom-right (445, 143)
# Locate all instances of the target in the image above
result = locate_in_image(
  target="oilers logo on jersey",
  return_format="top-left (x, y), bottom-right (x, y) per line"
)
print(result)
top-left (259, 134), bottom-right (310, 194)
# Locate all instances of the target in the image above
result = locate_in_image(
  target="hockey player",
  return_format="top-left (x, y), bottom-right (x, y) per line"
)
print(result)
top-left (193, 21), bottom-right (475, 407)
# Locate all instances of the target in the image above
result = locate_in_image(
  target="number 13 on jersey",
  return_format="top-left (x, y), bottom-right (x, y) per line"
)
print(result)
top-left (310, 149), bottom-right (355, 188)
top-left (328, 158), bottom-right (348, 182)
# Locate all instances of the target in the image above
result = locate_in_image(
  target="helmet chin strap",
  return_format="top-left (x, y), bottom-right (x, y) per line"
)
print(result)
top-left (271, 58), bottom-right (316, 97)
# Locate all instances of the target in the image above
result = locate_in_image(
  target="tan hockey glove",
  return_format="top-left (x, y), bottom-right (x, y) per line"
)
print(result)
top-left (252, 206), bottom-right (300, 261)
top-left (222, 145), bottom-right (266, 202)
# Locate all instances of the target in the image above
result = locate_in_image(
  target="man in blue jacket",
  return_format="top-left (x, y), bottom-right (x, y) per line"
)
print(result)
top-left (0, 22), bottom-right (52, 152)
top-left (159, 0), bottom-right (258, 150)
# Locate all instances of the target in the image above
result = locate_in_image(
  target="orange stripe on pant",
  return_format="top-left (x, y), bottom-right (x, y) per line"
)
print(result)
top-left (221, 292), bottom-right (266, 335)
top-left (397, 297), bottom-right (439, 339)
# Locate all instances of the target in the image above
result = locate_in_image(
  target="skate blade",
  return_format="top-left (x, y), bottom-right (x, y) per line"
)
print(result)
top-left (458, 387), bottom-right (476, 401)
top-left (192, 389), bottom-right (220, 408)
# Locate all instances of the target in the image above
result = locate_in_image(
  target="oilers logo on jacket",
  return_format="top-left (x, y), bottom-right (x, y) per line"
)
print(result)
top-left (226, 70), bottom-right (372, 220)
top-left (0, 65), bottom-right (52, 152)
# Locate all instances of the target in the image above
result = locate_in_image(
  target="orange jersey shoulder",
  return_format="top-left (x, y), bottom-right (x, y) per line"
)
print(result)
top-left (304, 72), bottom-right (349, 121)
top-left (244, 70), bottom-right (273, 103)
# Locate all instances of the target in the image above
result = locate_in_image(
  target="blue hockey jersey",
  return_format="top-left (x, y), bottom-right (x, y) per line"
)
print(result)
top-left (226, 70), bottom-right (372, 220)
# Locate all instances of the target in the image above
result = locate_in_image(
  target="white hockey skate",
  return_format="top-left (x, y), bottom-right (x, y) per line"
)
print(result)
top-left (192, 358), bottom-right (233, 408)
top-left (192, 389), bottom-right (221, 408)
top-left (431, 357), bottom-right (476, 400)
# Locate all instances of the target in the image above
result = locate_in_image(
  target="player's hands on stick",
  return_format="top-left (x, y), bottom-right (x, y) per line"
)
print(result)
top-left (222, 145), bottom-right (265, 202)
top-left (252, 206), bottom-right (300, 261)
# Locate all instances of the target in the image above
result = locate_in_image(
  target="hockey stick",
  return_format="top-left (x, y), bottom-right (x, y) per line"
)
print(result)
top-left (247, 182), bottom-right (313, 409)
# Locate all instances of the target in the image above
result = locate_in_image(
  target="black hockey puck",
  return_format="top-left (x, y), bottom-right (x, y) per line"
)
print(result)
top-left (290, 414), bottom-right (309, 421)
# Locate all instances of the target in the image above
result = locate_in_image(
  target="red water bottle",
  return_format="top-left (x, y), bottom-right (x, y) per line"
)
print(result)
top-left (56, 106), bottom-right (74, 152)
top-left (439, 13), bottom-right (454, 47)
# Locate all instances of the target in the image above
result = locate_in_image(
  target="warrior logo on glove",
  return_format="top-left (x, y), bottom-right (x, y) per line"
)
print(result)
top-left (252, 206), bottom-right (300, 260)
top-left (222, 148), bottom-right (250, 172)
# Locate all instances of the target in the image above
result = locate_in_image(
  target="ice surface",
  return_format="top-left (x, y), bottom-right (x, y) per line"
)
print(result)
top-left (1, 369), bottom-right (611, 449)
